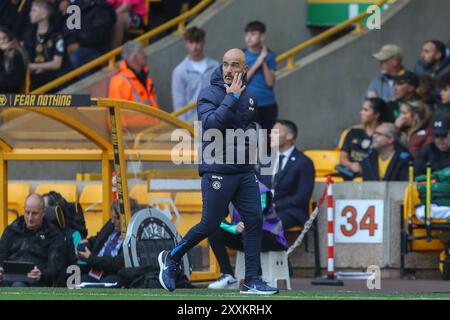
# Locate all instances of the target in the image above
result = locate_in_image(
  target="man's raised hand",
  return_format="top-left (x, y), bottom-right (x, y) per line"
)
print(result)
top-left (225, 73), bottom-right (246, 96)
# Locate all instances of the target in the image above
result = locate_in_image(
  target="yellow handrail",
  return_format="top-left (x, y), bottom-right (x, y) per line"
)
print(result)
top-left (276, 0), bottom-right (388, 68)
top-left (171, 0), bottom-right (389, 119)
top-left (171, 101), bottom-right (196, 117)
top-left (30, 0), bottom-right (213, 94)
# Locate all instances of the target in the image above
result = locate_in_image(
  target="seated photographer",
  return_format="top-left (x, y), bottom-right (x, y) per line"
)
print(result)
top-left (76, 203), bottom-right (124, 284)
top-left (0, 194), bottom-right (66, 287)
top-left (207, 182), bottom-right (287, 289)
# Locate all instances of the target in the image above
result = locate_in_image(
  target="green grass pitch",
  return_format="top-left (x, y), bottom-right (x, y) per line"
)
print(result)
top-left (0, 288), bottom-right (449, 300)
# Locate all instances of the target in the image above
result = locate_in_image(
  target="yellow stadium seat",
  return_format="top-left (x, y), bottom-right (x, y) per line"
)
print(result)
top-left (304, 150), bottom-right (340, 177)
top-left (8, 183), bottom-right (30, 218)
top-left (35, 183), bottom-right (78, 202)
top-left (79, 184), bottom-right (104, 237)
top-left (174, 192), bottom-right (202, 213)
top-left (129, 184), bottom-right (149, 205)
top-left (335, 128), bottom-right (351, 151)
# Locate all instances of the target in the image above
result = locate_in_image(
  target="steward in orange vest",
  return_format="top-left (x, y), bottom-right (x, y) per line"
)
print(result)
top-left (108, 41), bottom-right (159, 128)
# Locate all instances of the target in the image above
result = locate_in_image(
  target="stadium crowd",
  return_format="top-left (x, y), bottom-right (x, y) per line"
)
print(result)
top-left (0, 0), bottom-right (198, 91)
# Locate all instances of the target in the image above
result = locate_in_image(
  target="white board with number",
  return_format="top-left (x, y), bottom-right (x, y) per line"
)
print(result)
top-left (334, 200), bottom-right (384, 243)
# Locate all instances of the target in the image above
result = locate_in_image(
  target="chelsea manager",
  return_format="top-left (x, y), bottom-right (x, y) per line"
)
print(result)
top-left (158, 48), bottom-right (278, 295)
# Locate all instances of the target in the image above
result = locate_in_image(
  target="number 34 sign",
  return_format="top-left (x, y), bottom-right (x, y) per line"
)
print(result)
top-left (335, 200), bottom-right (384, 244)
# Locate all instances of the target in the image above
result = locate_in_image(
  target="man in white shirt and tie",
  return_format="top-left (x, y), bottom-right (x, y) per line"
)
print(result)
top-left (259, 120), bottom-right (315, 229)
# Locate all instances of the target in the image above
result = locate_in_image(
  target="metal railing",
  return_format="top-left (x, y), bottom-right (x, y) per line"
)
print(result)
top-left (29, 0), bottom-right (213, 94)
top-left (276, 0), bottom-right (389, 70)
top-left (171, 0), bottom-right (389, 118)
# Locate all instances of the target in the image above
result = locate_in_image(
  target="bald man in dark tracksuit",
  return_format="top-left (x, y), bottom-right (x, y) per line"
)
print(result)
top-left (158, 49), bottom-right (278, 295)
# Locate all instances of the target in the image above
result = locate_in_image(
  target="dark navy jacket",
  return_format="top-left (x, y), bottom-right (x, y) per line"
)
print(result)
top-left (258, 148), bottom-right (316, 226)
top-left (197, 66), bottom-right (258, 175)
top-left (361, 146), bottom-right (411, 181)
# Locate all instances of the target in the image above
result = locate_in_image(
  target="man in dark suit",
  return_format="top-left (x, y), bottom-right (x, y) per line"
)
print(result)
top-left (361, 122), bottom-right (411, 181)
top-left (258, 120), bottom-right (315, 229)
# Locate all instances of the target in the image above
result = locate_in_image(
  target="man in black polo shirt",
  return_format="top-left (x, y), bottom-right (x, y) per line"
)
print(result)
top-left (23, 0), bottom-right (67, 90)
top-left (414, 114), bottom-right (450, 176)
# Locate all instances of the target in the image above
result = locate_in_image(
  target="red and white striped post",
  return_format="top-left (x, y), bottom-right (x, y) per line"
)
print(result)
top-left (311, 176), bottom-right (344, 286)
top-left (112, 171), bottom-right (118, 201)
top-left (326, 175), bottom-right (336, 280)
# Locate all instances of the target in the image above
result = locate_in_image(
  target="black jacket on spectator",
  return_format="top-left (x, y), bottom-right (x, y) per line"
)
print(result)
top-left (63, 0), bottom-right (116, 53)
top-left (414, 142), bottom-right (450, 176)
top-left (258, 148), bottom-right (315, 227)
top-left (361, 146), bottom-right (411, 181)
top-left (0, 0), bottom-right (32, 40)
top-left (0, 50), bottom-right (27, 93)
top-left (85, 220), bottom-right (124, 275)
top-left (0, 216), bottom-right (66, 286)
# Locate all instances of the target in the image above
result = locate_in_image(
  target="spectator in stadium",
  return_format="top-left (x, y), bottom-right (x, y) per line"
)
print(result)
top-left (414, 114), bottom-right (450, 176)
top-left (386, 70), bottom-right (420, 122)
top-left (171, 27), bottom-right (219, 122)
top-left (108, 41), bottom-right (159, 109)
top-left (361, 123), bottom-right (411, 181)
top-left (244, 21), bottom-right (277, 150)
top-left (0, 27), bottom-right (28, 93)
top-left (395, 100), bottom-right (433, 158)
top-left (415, 40), bottom-right (450, 107)
top-left (435, 72), bottom-right (450, 117)
top-left (417, 75), bottom-right (436, 109)
top-left (0, 0), bottom-right (32, 39)
top-left (258, 120), bottom-right (315, 229)
top-left (339, 98), bottom-right (388, 179)
top-left (107, 0), bottom-right (146, 49)
top-left (415, 40), bottom-right (450, 81)
top-left (207, 181), bottom-right (287, 290)
top-left (23, 0), bottom-right (67, 90)
top-left (367, 44), bottom-right (405, 102)
top-left (0, 194), bottom-right (66, 287)
top-left (76, 203), bottom-right (124, 284)
top-left (63, 0), bottom-right (116, 70)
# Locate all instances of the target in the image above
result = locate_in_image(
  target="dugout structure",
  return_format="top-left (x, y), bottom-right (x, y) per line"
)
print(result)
top-left (0, 95), bottom-right (219, 281)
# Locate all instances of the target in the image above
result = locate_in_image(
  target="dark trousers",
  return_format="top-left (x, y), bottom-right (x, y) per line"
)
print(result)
top-left (277, 210), bottom-right (307, 230)
top-left (170, 171), bottom-right (263, 278)
top-left (209, 229), bottom-right (284, 276)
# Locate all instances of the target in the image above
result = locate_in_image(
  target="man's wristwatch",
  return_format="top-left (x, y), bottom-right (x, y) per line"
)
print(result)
top-left (231, 92), bottom-right (240, 100)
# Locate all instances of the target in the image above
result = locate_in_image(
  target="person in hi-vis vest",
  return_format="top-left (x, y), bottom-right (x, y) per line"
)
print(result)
top-left (108, 41), bottom-right (159, 128)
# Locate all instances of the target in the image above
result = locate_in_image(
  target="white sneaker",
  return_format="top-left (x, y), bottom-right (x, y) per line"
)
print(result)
top-left (208, 274), bottom-right (238, 289)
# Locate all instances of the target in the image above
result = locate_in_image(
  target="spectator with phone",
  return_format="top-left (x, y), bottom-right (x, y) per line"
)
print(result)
top-left (0, 193), bottom-right (65, 287)
top-left (76, 203), bottom-right (124, 284)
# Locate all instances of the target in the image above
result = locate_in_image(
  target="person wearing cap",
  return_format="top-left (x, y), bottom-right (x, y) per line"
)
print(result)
top-left (386, 70), bottom-right (421, 122)
top-left (414, 114), bottom-right (450, 176)
top-left (361, 123), bottom-right (411, 181)
top-left (367, 44), bottom-right (405, 103)
top-left (108, 41), bottom-right (159, 108)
